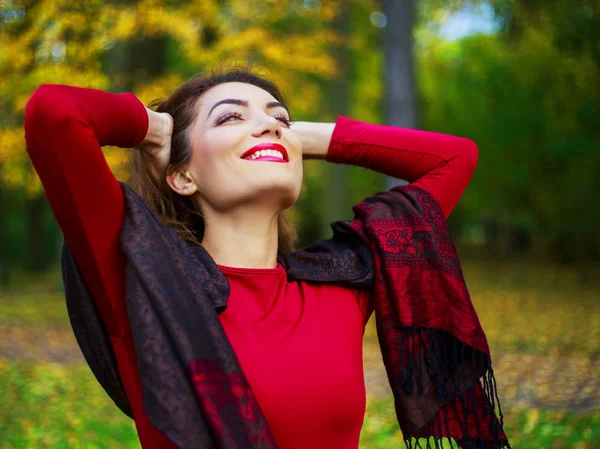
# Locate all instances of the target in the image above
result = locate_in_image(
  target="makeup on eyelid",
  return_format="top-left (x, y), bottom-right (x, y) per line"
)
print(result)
top-left (214, 111), bottom-right (292, 127)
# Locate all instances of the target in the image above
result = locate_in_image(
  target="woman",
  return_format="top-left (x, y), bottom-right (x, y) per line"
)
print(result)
top-left (24, 68), bottom-right (508, 449)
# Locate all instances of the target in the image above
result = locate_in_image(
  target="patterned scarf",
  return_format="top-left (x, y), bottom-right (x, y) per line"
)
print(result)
top-left (61, 182), bottom-right (510, 449)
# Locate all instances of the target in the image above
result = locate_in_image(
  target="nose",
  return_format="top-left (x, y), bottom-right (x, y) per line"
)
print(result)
top-left (252, 114), bottom-right (282, 139)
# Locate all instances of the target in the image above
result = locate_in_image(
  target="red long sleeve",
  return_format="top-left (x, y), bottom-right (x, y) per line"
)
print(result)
top-left (327, 116), bottom-right (478, 219)
top-left (24, 84), bottom-right (146, 337)
top-left (24, 84), bottom-right (177, 449)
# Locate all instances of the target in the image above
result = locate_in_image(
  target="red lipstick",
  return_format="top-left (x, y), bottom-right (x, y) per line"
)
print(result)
top-left (240, 143), bottom-right (289, 162)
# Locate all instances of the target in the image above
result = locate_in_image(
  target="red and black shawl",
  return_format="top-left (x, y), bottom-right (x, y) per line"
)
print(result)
top-left (61, 181), bottom-right (510, 449)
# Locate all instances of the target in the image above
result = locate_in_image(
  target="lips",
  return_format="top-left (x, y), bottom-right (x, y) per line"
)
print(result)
top-left (240, 143), bottom-right (289, 162)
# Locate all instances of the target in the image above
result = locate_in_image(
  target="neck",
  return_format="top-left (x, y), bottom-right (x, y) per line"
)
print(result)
top-left (200, 205), bottom-right (280, 269)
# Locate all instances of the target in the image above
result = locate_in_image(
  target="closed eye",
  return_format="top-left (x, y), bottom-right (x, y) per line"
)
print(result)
top-left (215, 111), bottom-right (243, 126)
top-left (274, 114), bottom-right (292, 127)
top-left (215, 111), bottom-right (292, 127)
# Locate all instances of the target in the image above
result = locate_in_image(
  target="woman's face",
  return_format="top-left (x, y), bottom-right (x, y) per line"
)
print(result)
top-left (173, 82), bottom-right (303, 214)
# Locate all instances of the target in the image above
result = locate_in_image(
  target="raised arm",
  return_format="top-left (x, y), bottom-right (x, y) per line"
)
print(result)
top-left (24, 84), bottom-right (149, 336)
top-left (25, 85), bottom-right (182, 449)
top-left (294, 116), bottom-right (478, 218)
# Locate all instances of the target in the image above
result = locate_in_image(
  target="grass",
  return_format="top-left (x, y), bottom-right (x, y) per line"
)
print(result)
top-left (2, 258), bottom-right (599, 448)
top-left (1, 360), bottom-right (139, 449)
top-left (2, 360), bottom-right (598, 449)
top-left (360, 397), bottom-right (600, 449)
top-left (3, 360), bottom-right (598, 449)
top-left (461, 257), bottom-right (600, 357)
top-left (0, 291), bottom-right (69, 327)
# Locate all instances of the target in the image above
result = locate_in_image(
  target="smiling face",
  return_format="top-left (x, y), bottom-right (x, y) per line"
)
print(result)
top-left (168, 82), bottom-right (303, 215)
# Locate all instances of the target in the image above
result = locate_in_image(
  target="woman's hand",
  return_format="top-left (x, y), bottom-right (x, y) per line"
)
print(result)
top-left (290, 121), bottom-right (335, 160)
top-left (134, 107), bottom-right (173, 173)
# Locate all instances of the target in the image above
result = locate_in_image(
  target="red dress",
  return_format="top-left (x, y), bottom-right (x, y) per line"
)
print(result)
top-left (24, 84), bottom-right (478, 449)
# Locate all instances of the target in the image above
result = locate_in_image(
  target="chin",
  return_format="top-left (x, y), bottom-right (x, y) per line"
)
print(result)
top-left (249, 178), bottom-right (302, 210)
top-left (211, 169), bottom-right (302, 210)
top-left (280, 191), bottom-right (300, 210)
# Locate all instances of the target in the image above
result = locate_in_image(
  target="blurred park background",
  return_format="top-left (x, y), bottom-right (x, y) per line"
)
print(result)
top-left (1, 0), bottom-right (599, 448)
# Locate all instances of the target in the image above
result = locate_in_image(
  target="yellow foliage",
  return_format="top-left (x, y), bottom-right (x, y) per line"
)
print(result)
top-left (2, 0), bottom-right (346, 190)
top-left (111, 9), bottom-right (138, 39)
top-left (524, 408), bottom-right (541, 434)
top-left (102, 146), bottom-right (131, 183)
top-left (0, 128), bottom-right (25, 163)
top-left (134, 74), bottom-right (186, 106)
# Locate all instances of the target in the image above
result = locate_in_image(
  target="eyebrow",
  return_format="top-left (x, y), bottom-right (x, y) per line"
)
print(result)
top-left (206, 99), bottom-right (290, 120)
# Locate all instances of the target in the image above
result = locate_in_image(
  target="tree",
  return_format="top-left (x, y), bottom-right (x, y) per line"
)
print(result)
top-left (320, 3), bottom-right (352, 238)
top-left (417, 0), bottom-right (600, 268)
top-left (0, 0), bottom-right (347, 280)
top-left (383, 0), bottom-right (417, 189)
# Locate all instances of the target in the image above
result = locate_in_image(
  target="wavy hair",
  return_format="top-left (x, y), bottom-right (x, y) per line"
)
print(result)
top-left (129, 66), bottom-right (298, 254)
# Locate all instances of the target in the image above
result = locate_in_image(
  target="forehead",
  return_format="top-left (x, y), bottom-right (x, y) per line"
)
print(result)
top-left (199, 82), bottom-right (277, 110)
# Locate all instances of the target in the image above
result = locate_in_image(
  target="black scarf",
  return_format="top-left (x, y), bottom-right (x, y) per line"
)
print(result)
top-left (61, 181), bottom-right (510, 448)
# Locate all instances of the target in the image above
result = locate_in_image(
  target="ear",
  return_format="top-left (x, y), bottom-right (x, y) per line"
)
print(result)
top-left (166, 168), bottom-right (198, 196)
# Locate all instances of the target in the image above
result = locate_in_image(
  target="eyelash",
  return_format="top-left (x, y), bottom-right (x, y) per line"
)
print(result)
top-left (215, 112), bottom-right (292, 127)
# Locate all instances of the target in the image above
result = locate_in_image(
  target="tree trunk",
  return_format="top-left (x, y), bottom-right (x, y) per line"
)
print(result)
top-left (0, 176), bottom-right (6, 286)
top-left (383, 0), bottom-right (417, 189)
top-left (105, 35), bottom-right (169, 93)
top-left (102, 0), bottom-right (169, 93)
top-left (26, 194), bottom-right (50, 272)
top-left (320, 3), bottom-right (352, 238)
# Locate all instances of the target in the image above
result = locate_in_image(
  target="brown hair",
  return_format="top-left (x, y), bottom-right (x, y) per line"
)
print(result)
top-left (129, 66), bottom-right (298, 255)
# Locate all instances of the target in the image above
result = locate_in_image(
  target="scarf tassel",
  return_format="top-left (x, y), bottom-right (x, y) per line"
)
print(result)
top-left (382, 326), bottom-right (511, 449)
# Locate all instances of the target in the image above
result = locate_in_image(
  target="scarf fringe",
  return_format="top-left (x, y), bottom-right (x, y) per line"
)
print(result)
top-left (389, 327), bottom-right (511, 449)
top-left (404, 437), bottom-right (511, 449)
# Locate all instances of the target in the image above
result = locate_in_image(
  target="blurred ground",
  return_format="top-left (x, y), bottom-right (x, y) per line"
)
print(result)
top-left (363, 338), bottom-right (600, 412)
top-left (3, 325), bottom-right (598, 412)
top-left (2, 257), bottom-right (599, 448)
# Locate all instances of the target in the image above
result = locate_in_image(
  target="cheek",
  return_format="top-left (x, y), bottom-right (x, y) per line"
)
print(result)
top-left (188, 143), bottom-right (222, 194)
top-left (189, 134), bottom-right (232, 175)
top-left (286, 133), bottom-right (302, 157)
